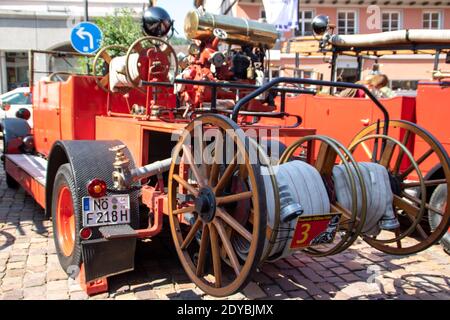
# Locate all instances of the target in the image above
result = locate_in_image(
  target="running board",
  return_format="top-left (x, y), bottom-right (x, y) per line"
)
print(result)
top-left (5, 154), bottom-right (47, 207)
top-left (6, 154), bottom-right (47, 185)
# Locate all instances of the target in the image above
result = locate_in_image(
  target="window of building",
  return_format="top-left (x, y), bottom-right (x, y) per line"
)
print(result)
top-left (261, 10), bottom-right (266, 19)
top-left (337, 10), bottom-right (357, 34)
top-left (5, 52), bottom-right (29, 91)
top-left (423, 11), bottom-right (441, 29)
top-left (270, 69), bottom-right (280, 80)
top-left (391, 80), bottom-right (419, 92)
top-left (382, 11), bottom-right (400, 32)
top-left (295, 10), bottom-right (314, 36)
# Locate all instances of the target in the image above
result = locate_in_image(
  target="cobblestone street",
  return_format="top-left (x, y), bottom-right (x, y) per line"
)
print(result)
top-left (0, 164), bottom-right (449, 301)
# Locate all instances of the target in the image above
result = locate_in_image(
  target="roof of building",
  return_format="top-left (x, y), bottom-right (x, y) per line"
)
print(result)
top-left (285, 29), bottom-right (450, 57)
top-left (237, 0), bottom-right (449, 7)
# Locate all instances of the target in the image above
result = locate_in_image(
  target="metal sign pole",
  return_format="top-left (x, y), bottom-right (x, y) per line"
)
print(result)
top-left (84, 0), bottom-right (89, 21)
top-left (84, 0), bottom-right (90, 74)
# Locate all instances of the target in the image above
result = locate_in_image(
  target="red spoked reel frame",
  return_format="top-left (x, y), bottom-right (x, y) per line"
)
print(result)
top-left (125, 36), bottom-right (179, 120)
top-left (93, 37), bottom-right (180, 121)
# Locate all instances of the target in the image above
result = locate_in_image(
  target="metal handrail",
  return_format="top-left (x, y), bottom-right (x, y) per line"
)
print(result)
top-left (231, 77), bottom-right (390, 136)
top-left (142, 79), bottom-right (316, 95)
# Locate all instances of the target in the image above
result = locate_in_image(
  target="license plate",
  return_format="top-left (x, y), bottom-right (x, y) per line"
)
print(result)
top-left (290, 213), bottom-right (341, 250)
top-left (82, 195), bottom-right (130, 227)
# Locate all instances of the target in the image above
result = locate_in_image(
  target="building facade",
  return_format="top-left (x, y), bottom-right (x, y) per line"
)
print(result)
top-left (0, 0), bottom-right (148, 93)
top-left (211, 0), bottom-right (450, 91)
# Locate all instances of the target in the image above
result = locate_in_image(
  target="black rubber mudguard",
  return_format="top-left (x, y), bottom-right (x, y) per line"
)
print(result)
top-left (47, 140), bottom-right (140, 282)
top-left (82, 238), bottom-right (137, 282)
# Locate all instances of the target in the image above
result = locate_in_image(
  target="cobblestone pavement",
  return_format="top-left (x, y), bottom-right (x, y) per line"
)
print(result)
top-left (0, 162), bottom-right (449, 300)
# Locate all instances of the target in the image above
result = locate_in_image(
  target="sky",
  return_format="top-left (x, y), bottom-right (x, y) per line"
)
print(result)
top-left (157, 0), bottom-right (195, 38)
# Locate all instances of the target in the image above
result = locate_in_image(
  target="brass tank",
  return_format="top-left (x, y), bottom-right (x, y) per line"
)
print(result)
top-left (184, 9), bottom-right (279, 49)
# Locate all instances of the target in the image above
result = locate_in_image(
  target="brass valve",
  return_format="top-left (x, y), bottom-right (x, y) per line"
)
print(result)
top-left (110, 145), bottom-right (130, 168)
top-left (110, 145), bottom-right (131, 190)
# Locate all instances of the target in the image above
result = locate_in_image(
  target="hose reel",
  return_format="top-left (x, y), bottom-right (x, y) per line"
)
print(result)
top-left (349, 120), bottom-right (450, 255)
top-left (262, 160), bottom-right (331, 260)
top-left (125, 36), bottom-right (179, 86)
top-left (258, 133), bottom-right (429, 260)
top-left (93, 36), bottom-right (178, 94)
top-left (271, 135), bottom-right (368, 258)
top-left (349, 134), bottom-right (426, 242)
top-left (233, 135), bottom-right (369, 261)
top-left (333, 161), bottom-right (398, 237)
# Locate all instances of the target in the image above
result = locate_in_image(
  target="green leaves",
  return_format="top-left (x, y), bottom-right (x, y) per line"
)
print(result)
top-left (95, 8), bottom-right (143, 48)
top-left (95, 8), bottom-right (189, 48)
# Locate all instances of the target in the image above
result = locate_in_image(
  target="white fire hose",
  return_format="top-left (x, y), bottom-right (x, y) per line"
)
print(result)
top-left (109, 53), bottom-right (141, 92)
top-left (259, 160), bottom-right (398, 261)
top-left (262, 161), bottom-right (330, 260)
top-left (333, 162), bottom-right (398, 236)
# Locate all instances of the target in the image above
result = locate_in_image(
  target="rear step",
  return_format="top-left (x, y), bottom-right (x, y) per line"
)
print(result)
top-left (99, 224), bottom-right (138, 239)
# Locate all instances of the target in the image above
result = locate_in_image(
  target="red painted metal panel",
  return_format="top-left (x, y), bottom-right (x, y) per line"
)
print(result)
top-left (32, 76), bottom-right (146, 156)
top-left (416, 81), bottom-right (450, 174)
top-left (33, 81), bottom-right (62, 155)
top-left (284, 95), bottom-right (416, 147)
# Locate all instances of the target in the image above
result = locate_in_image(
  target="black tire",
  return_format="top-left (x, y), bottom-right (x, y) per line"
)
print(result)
top-left (6, 172), bottom-right (19, 189)
top-left (429, 184), bottom-right (450, 254)
top-left (51, 163), bottom-right (82, 274)
top-left (2, 130), bottom-right (18, 189)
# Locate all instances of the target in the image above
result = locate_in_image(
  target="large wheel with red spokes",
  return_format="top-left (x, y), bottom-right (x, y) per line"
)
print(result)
top-left (349, 120), bottom-right (450, 255)
top-left (168, 114), bottom-right (266, 297)
top-left (52, 164), bottom-right (82, 272)
top-left (125, 36), bottom-right (178, 86)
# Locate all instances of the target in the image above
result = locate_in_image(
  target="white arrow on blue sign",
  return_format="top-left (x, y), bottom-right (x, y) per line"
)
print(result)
top-left (71, 21), bottom-right (103, 54)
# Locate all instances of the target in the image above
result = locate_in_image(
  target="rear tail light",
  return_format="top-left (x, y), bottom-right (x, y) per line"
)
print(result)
top-left (80, 227), bottom-right (93, 240)
top-left (87, 178), bottom-right (107, 198)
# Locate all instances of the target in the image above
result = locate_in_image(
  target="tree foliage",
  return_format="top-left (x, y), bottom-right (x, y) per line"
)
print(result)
top-left (95, 8), bottom-right (143, 48)
top-left (95, 8), bottom-right (190, 47)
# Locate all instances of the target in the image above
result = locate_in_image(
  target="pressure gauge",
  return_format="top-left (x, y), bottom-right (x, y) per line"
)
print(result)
top-left (210, 52), bottom-right (226, 68)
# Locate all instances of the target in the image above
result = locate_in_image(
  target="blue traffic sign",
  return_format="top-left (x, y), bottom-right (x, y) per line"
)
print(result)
top-left (71, 22), bottom-right (103, 54)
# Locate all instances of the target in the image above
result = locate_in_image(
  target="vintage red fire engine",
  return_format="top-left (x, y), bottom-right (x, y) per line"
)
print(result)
top-left (1, 7), bottom-right (449, 297)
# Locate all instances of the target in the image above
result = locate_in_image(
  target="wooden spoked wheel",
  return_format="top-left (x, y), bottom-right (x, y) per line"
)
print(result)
top-left (168, 114), bottom-right (266, 297)
top-left (92, 45), bottom-right (128, 92)
top-left (125, 36), bottom-right (179, 87)
top-left (349, 120), bottom-right (450, 255)
top-left (279, 135), bottom-right (368, 256)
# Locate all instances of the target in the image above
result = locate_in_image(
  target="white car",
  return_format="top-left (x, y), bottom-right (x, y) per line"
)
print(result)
top-left (0, 87), bottom-right (33, 128)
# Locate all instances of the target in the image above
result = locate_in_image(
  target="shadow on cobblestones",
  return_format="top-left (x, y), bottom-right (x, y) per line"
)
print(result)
top-left (0, 230), bottom-right (15, 251)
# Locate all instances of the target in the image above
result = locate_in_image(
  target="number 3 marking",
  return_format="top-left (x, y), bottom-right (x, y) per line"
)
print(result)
top-left (296, 223), bottom-right (311, 244)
